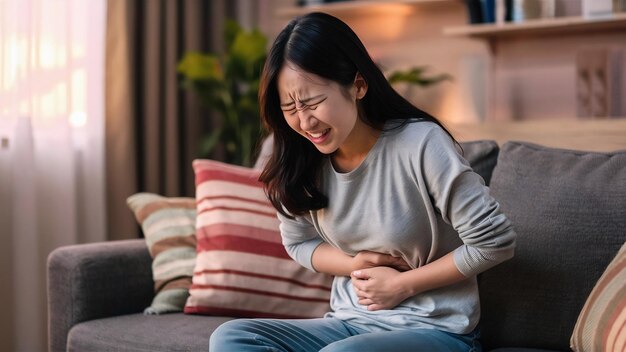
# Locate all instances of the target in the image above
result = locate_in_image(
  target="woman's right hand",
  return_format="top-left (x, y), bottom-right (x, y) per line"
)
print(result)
top-left (310, 243), bottom-right (412, 277)
top-left (351, 251), bottom-right (412, 273)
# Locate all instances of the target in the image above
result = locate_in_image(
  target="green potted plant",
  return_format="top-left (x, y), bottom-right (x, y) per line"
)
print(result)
top-left (387, 66), bottom-right (452, 91)
top-left (177, 20), bottom-right (268, 167)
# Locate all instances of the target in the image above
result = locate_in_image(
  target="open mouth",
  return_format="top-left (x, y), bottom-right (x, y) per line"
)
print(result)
top-left (307, 129), bottom-right (330, 138)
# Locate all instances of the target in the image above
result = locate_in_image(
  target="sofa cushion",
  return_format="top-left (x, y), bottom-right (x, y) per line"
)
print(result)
top-left (571, 241), bottom-right (626, 352)
top-left (67, 313), bottom-right (234, 352)
top-left (127, 193), bottom-right (197, 314)
top-left (480, 141), bottom-right (626, 350)
top-left (184, 159), bottom-right (333, 318)
top-left (459, 139), bottom-right (499, 185)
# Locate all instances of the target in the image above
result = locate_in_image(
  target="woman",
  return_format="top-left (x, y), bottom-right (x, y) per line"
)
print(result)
top-left (210, 12), bottom-right (516, 352)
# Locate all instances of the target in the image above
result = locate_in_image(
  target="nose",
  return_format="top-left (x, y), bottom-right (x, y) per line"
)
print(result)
top-left (297, 109), bottom-right (318, 131)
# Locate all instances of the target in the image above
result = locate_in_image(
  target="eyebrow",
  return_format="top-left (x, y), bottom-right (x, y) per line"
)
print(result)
top-left (280, 94), bottom-right (325, 107)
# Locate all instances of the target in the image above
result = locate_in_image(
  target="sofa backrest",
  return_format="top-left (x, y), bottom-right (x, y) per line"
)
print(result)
top-left (458, 140), bottom-right (499, 185)
top-left (479, 141), bottom-right (626, 350)
top-left (254, 134), bottom-right (500, 186)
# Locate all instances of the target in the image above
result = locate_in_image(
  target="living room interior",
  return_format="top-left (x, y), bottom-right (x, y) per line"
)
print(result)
top-left (1, 0), bottom-right (625, 351)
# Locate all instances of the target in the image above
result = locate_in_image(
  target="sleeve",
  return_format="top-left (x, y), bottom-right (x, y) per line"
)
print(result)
top-left (277, 211), bottom-right (325, 272)
top-left (420, 127), bottom-right (517, 277)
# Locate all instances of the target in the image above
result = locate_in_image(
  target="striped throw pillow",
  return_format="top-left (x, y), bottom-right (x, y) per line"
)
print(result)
top-left (571, 242), bottom-right (626, 352)
top-left (126, 193), bottom-right (197, 314)
top-left (184, 159), bottom-right (333, 318)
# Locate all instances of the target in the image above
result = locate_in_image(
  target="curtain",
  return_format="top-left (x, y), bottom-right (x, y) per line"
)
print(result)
top-left (0, 0), bottom-right (107, 351)
top-left (105, 0), bottom-right (261, 240)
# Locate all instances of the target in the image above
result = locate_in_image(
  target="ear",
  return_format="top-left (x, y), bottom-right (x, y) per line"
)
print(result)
top-left (354, 73), bottom-right (368, 100)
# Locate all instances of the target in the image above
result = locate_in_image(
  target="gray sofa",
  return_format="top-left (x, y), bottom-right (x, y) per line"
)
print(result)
top-left (48, 140), bottom-right (626, 352)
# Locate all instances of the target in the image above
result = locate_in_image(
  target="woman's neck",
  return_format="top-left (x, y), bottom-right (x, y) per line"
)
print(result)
top-left (331, 120), bottom-right (380, 173)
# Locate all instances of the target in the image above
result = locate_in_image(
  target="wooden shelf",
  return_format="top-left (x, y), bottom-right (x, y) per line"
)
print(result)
top-left (443, 13), bottom-right (626, 38)
top-left (277, 0), bottom-right (458, 18)
top-left (448, 118), bottom-right (626, 152)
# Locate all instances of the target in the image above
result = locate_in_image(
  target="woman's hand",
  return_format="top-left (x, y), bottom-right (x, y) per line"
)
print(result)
top-left (351, 251), bottom-right (412, 273)
top-left (351, 267), bottom-right (414, 311)
top-left (310, 244), bottom-right (412, 277)
top-left (351, 252), bottom-right (468, 311)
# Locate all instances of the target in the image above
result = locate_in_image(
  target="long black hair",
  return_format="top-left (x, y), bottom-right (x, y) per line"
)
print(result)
top-left (259, 12), bottom-right (454, 218)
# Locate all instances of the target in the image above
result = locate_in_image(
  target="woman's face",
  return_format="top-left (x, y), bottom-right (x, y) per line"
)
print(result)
top-left (276, 62), bottom-right (366, 155)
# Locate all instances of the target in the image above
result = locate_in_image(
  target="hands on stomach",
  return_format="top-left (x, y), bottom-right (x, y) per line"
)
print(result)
top-left (350, 251), bottom-right (414, 311)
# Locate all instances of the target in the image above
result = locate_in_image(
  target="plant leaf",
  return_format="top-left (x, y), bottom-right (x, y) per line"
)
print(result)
top-left (177, 20), bottom-right (268, 166)
top-left (177, 52), bottom-right (223, 81)
top-left (224, 20), bottom-right (242, 52)
top-left (387, 66), bottom-right (452, 86)
top-left (230, 29), bottom-right (268, 69)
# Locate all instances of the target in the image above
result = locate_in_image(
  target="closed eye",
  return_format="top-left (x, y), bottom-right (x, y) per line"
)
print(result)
top-left (308, 97), bottom-right (327, 108)
top-left (281, 96), bottom-right (327, 115)
top-left (307, 98), bottom-right (326, 110)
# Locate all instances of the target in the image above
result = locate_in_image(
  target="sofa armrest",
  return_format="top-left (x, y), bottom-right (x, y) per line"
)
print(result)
top-left (47, 239), bottom-right (154, 352)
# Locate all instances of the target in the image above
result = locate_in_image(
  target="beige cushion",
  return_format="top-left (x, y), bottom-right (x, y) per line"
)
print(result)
top-left (127, 193), bottom-right (197, 314)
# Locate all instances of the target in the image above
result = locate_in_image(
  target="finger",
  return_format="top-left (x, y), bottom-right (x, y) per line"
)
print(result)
top-left (359, 298), bottom-right (374, 306)
top-left (351, 280), bottom-right (365, 292)
top-left (353, 286), bottom-right (366, 297)
top-left (380, 253), bottom-right (396, 266)
top-left (367, 304), bottom-right (384, 311)
top-left (352, 270), bottom-right (371, 280)
top-left (371, 252), bottom-right (385, 266)
top-left (393, 258), bottom-right (411, 270)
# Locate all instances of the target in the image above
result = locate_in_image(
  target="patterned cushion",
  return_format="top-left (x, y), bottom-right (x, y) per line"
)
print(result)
top-left (571, 241), bottom-right (626, 352)
top-left (126, 193), bottom-right (197, 314)
top-left (184, 159), bottom-right (333, 318)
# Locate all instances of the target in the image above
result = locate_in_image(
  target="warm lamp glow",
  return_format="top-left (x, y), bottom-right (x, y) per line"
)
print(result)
top-left (372, 3), bottom-right (414, 16)
top-left (349, 4), bottom-right (414, 42)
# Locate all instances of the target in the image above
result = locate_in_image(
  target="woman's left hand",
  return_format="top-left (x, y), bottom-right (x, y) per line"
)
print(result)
top-left (350, 267), bottom-right (413, 311)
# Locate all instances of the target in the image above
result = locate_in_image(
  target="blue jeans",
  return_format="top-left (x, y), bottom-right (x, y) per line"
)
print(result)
top-left (209, 318), bottom-right (481, 351)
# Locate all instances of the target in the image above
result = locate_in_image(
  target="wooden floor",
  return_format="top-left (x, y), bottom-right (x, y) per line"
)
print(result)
top-left (447, 118), bottom-right (626, 152)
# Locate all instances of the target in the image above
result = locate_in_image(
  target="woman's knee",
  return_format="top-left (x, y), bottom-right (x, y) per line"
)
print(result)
top-left (319, 329), bottom-right (476, 352)
top-left (209, 319), bottom-right (259, 348)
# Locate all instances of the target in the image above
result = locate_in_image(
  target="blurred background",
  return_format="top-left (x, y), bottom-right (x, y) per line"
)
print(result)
top-left (1, 0), bottom-right (625, 350)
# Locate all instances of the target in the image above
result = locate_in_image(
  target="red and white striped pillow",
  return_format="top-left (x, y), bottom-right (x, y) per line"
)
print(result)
top-left (184, 159), bottom-right (333, 318)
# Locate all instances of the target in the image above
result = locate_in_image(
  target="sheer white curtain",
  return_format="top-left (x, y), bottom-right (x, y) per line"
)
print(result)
top-left (0, 0), bottom-right (106, 350)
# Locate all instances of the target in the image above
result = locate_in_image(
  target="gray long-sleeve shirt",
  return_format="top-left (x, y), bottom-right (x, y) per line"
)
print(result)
top-left (278, 121), bottom-right (516, 334)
